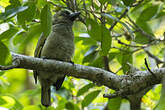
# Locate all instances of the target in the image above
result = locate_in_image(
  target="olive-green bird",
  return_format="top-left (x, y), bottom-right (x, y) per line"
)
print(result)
top-left (34, 10), bottom-right (80, 107)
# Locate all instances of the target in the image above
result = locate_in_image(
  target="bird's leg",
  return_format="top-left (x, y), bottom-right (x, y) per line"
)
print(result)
top-left (69, 61), bottom-right (74, 65)
top-left (41, 56), bottom-right (47, 59)
top-left (41, 56), bottom-right (74, 65)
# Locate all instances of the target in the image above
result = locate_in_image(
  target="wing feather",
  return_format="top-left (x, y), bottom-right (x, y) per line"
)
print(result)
top-left (33, 33), bottom-right (47, 84)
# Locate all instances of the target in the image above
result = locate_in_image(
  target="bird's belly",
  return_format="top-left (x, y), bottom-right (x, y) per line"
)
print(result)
top-left (38, 71), bottom-right (64, 84)
top-left (41, 38), bottom-right (74, 61)
top-left (38, 30), bottom-right (74, 84)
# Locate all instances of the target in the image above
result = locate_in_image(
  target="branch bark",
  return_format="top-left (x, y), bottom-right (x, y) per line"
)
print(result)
top-left (0, 53), bottom-right (164, 96)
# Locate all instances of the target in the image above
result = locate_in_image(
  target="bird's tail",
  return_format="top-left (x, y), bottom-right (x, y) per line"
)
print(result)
top-left (41, 84), bottom-right (51, 107)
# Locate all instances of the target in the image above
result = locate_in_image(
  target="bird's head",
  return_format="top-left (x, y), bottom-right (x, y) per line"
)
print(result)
top-left (53, 10), bottom-right (80, 25)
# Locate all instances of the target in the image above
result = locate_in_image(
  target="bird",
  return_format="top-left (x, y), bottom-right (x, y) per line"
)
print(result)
top-left (33, 10), bottom-right (80, 107)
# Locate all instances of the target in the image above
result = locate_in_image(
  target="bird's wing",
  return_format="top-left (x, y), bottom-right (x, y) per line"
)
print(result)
top-left (53, 76), bottom-right (65, 90)
top-left (34, 33), bottom-right (47, 57)
top-left (34, 33), bottom-right (47, 84)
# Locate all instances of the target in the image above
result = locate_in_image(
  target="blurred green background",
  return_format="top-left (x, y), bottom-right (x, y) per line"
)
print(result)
top-left (0, 0), bottom-right (165, 110)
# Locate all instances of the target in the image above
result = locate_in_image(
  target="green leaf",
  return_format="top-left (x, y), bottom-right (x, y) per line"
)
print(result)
top-left (134, 21), bottom-right (153, 44)
top-left (0, 95), bottom-right (23, 110)
top-left (12, 32), bottom-right (26, 45)
top-left (0, 71), bottom-right (5, 76)
top-left (11, 98), bottom-right (23, 110)
top-left (82, 90), bottom-right (101, 108)
top-left (86, 19), bottom-right (101, 41)
top-left (46, 106), bottom-right (55, 110)
top-left (0, 0), bottom-right (10, 7)
top-left (122, 52), bottom-right (132, 73)
top-left (9, 0), bottom-right (21, 8)
top-left (107, 98), bottom-right (122, 110)
top-left (0, 6), bottom-right (28, 22)
top-left (138, 5), bottom-right (160, 21)
top-left (0, 41), bottom-right (12, 66)
top-left (108, 52), bottom-right (119, 61)
top-left (90, 55), bottom-right (104, 68)
top-left (77, 83), bottom-right (95, 97)
top-left (73, 21), bottom-right (87, 33)
top-left (0, 97), bottom-right (7, 105)
top-left (25, 24), bottom-right (42, 40)
top-left (156, 12), bottom-right (165, 18)
top-left (83, 46), bottom-right (98, 64)
top-left (40, 4), bottom-right (52, 37)
top-left (117, 50), bottom-right (132, 73)
top-left (101, 25), bottom-right (112, 56)
top-left (129, 3), bottom-right (144, 20)
top-left (23, 89), bottom-right (40, 97)
top-left (98, 0), bottom-right (107, 4)
top-left (17, 2), bottom-right (37, 25)
top-left (109, 0), bottom-right (121, 5)
top-left (103, 13), bottom-right (120, 21)
top-left (18, 24), bottom-right (42, 51)
top-left (122, 0), bottom-right (136, 6)
top-left (134, 31), bottom-right (151, 44)
top-left (65, 102), bottom-right (74, 110)
top-left (11, 95), bottom-right (23, 110)
top-left (84, 46), bottom-right (98, 56)
top-left (122, 53), bottom-right (132, 73)
top-left (22, 105), bottom-right (40, 110)
top-left (133, 5), bottom-right (160, 44)
top-left (137, 21), bottom-right (153, 35)
top-left (36, 0), bottom-right (47, 9)
top-left (0, 26), bottom-right (18, 41)
top-left (156, 80), bottom-right (165, 110)
top-left (74, 37), bottom-right (97, 45)
top-left (56, 98), bottom-right (67, 110)
top-left (103, 13), bottom-right (134, 39)
top-left (120, 21), bottom-right (134, 39)
top-left (65, 101), bottom-right (80, 110)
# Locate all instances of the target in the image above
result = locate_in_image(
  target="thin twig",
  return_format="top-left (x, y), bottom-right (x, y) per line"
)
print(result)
top-left (144, 58), bottom-right (157, 78)
top-left (144, 50), bottom-right (164, 64)
top-left (0, 65), bottom-right (17, 70)
top-left (131, 0), bottom-right (144, 7)
top-left (100, 3), bottom-right (111, 72)
top-left (61, 0), bottom-right (66, 3)
top-left (74, 0), bottom-right (78, 11)
top-left (48, 1), bottom-right (67, 8)
top-left (127, 15), bottom-right (155, 41)
top-left (115, 67), bottom-right (122, 74)
top-left (0, 58), bottom-right (20, 70)
top-left (83, 0), bottom-right (88, 18)
top-left (103, 93), bottom-right (120, 98)
top-left (118, 40), bottom-right (146, 48)
top-left (103, 56), bottom-right (111, 72)
top-left (103, 90), bottom-right (128, 99)
top-left (109, 8), bottom-right (128, 31)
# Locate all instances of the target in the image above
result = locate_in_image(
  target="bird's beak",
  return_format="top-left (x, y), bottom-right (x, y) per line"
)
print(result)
top-left (69, 12), bottom-right (81, 21)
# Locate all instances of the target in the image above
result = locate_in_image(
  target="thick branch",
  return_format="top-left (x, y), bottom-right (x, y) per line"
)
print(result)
top-left (1, 53), bottom-right (164, 96)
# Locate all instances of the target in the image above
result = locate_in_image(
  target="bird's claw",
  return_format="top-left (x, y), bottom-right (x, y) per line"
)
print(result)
top-left (41, 56), bottom-right (47, 59)
top-left (69, 61), bottom-right (74, 65)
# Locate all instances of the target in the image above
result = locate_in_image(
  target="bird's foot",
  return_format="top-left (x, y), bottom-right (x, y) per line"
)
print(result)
top-left (40, 57), bottom-right (74, 65)
top-left (69, 61), bottom-right (74, 65)
top-left (41, 56), bottom-right (47, 59)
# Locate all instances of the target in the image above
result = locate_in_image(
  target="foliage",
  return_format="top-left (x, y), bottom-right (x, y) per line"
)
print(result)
top-left (0, 0), bottom-right (165, 110)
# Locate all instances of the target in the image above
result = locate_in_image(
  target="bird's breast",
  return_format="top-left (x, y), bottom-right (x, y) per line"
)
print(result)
top-left (41, 26), bottom-right (75, 61)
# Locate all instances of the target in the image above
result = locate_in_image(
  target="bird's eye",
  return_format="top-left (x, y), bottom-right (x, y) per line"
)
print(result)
top-left (64, 11), bottom-right (70, 15)
top-left (60, 10), bottom-right (70, 16)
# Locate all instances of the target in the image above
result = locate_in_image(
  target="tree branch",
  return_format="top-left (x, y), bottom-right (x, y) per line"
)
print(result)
top-left (144, 49), bottom-right (164, 64)
top-left (109, 8), bottom-right (128, 31)
top-left (1, 53), bottom-right (164, 97)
